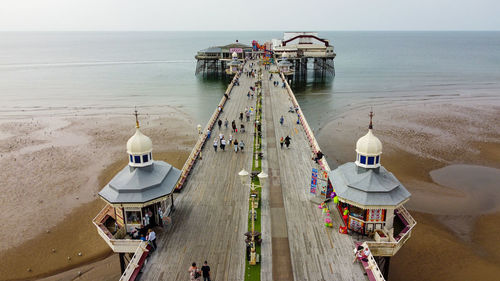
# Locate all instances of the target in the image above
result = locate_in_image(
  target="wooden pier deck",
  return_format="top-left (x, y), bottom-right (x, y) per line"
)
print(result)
top-left (140, 61), bottom-right (366, 281)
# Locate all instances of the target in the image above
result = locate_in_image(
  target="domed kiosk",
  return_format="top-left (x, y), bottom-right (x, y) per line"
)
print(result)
top-left (329, 111), bottom-right (415, 257)
top-left (278, 52), bottom-right (293, 75)
top-left (94, 110), bottom-right (181, 260)
top-left (226, 51), bottom-right (242, 75)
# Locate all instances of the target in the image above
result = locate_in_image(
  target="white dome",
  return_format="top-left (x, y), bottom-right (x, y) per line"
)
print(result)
top-left (356, 129), bottom-right (382, 156)
top-left (232, 52), bottom-right (238, 58)
top-left (127, 128), bottom-right (153, 155)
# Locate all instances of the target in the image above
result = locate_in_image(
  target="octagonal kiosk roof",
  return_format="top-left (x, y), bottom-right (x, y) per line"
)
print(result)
top-left (99, 161), bottom-right (181, 205)
top-left (330, 163), bottom-right (410, 209)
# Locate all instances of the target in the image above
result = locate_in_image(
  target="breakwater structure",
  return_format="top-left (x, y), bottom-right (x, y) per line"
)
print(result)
top-left (93, 37), bottom-right (415, 281)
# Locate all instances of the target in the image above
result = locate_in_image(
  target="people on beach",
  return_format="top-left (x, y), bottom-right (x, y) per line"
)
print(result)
top-left (189, 262), bottom-right (201, 281)
top-left (284, 135), bottom-right (291, 148)
top-left (201, 261), bottom-right (211, 281)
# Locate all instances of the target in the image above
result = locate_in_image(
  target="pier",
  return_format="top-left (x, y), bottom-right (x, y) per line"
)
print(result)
top-left (135, 61), bottom-right (366, 280)
top-left (94, 41), bottom-right (415, 280)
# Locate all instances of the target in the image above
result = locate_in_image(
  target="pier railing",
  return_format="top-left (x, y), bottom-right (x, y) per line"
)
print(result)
top-left (366, 206), bottom-right (417, 257)
top-left (280, 73), bottom-right (330, 172)
top-left (119, 241), bottom-right (150, 281)
top-left (280, 71), bottom-right (389, 280)
top-left (356, 242), bottom-right (386, 281)
top-left (174, 71), bottom-right (241, 191)
top-left (92, 205), bottom-right (142, 253)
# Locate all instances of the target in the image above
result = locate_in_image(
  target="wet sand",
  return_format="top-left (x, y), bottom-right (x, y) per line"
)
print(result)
top-left (317, 99), bottom-right (500, 280)
top-left (0, 107), bottom-right (196, 281)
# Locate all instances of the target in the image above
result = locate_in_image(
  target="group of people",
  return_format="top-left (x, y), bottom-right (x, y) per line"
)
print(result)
top-left (189, 261), bottom-right (211, 281)
top-left (131, 227), bottom-right (157, 251)
top-left (213, 133), bottom-right (245, 153)
top-left (279, 135), bottom-right (292, 149)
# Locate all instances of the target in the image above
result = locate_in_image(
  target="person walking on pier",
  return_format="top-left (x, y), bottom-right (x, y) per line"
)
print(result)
top-left (280, 115), bottom-right (284, 126)
top-left (246, 111), bottom-right (250, 122)
top-left (189, 262), bottom-right (201, 281)
top-left (280, 137), bottom-right (284, 149)
top-left (239, 112), bottom-right (244, 122)
top-left (218, 119), bottom-right (222, 130)
top-left (232, 120), bottom-right (237, 133)
top-left (147, 229), bottom-right (157, 251)
top-left (234, 139), bottom-right (239, 153)
top-left (229, 134), bottom-right (233, 146)
top-left (213, 139), bottom-right (218, 152)
top-left (240, 124), bottom-right (245, 133)
top-left (224, 119), bottom-right (228, 129)
top-left (285, 135), bottom-right (291, 149)
top-left (239, 140), bottom-right (245, 152)
top-left (201, 261), bottom-right (211, 281)
top-left (221, 138), bottom-right (226, 151)
top-left (207, 129), bottom-right (211, 139)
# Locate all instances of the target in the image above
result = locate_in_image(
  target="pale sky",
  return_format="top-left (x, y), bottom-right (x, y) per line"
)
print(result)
top-left (0, 0), bottom-right (499, 31)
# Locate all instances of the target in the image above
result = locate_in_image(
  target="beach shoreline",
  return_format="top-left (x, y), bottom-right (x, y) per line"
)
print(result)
top-left (0, 107), bottom-right (196, 281)
top-left (317, 98), bottom-right (500, 280)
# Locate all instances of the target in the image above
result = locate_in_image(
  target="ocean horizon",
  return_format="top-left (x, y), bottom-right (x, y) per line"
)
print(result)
top-left (1, 31), bottom-right (499, 127)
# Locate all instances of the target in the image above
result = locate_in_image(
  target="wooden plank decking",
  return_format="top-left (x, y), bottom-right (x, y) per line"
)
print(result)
top-left (264, 65), bottom-right (367, 281)
top-left (140, 61), bottom-right (366, 281)
top-left (140, 68), bottom-right (256, 281)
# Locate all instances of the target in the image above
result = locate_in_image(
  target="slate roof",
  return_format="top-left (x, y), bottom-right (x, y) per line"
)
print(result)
top-left (330, 162), bottom-right (410, 207)
top-left (99, 161), bottom-right (181, 204)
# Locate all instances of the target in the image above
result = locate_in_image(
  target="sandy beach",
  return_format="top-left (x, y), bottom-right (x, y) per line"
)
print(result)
top-left (1, 97), bottom-right (500, 281)
top-left (317, 98), bottom-right (500, 280)
top-left (0, 106), bottom-right (196, 280)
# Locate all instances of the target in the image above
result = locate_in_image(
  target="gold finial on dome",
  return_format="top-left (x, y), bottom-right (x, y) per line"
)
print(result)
top-left (368, 109), bottom-right (374, 130)
top-left (134, 108), bottom-right (140, 128)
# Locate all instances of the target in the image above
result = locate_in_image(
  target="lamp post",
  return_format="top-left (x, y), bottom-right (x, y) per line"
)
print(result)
top-left (238, 168), bottom-right (267, 266)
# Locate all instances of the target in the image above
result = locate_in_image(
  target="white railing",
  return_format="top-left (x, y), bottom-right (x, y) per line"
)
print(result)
top-left (280, 73), bottom-right (330, 172)
top-left (357, 242), bottom-right (386, 281)
top-left (174, 71), bottom-right (242, 191)
top-left (366, 206), bottom-right (417, 256)
top-left (119, 241), bottom-right (150, 281)
top-left (93, 205), bottom-right (142, 253)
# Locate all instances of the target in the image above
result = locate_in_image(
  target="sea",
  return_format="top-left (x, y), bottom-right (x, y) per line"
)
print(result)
top-left (1, 31), bottom-right (500, 129)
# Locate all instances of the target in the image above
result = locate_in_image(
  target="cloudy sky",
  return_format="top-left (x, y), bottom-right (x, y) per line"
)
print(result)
top-left (1, 0), bottom-right (499, 31)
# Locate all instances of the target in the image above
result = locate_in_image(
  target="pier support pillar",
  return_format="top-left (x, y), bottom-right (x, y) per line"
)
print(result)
top-left (119, 253), bottom-right (126, 274)
top-left (374, 256), bottom-right (391, 280)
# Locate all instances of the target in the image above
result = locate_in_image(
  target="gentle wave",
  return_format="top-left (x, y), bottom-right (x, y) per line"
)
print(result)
top-left (0, 60), bottom-right (195, 69)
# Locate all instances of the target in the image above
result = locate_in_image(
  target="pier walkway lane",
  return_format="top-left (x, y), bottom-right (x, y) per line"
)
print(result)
top-left (140, 70), bottom-right (257, 281)
top-left (263, 65), bottom-right (367, 281)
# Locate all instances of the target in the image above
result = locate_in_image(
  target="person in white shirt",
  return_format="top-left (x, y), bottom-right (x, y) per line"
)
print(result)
top-left (147, 229), bottom-right (157, 250)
